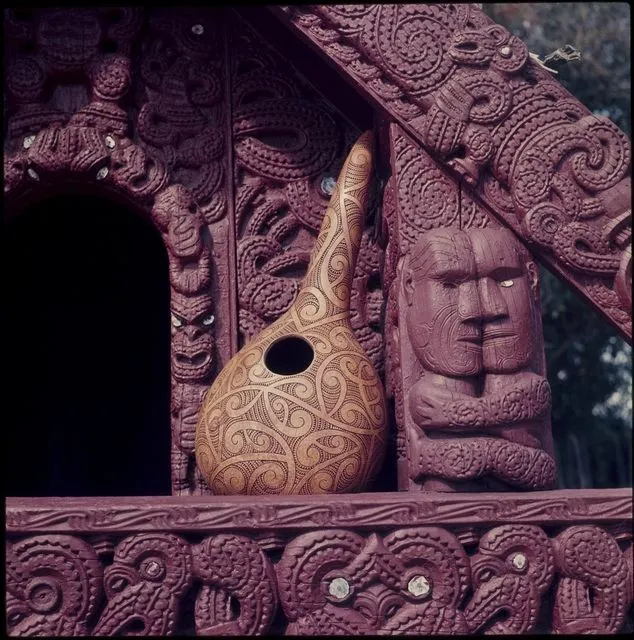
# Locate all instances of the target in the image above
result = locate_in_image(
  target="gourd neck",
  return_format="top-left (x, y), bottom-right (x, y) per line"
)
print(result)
top-left (294, 132), bottom-right (374, 324)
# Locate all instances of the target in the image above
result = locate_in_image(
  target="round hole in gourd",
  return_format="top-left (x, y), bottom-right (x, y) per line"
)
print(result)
top-left (265, 336), bottom-right (314, 375)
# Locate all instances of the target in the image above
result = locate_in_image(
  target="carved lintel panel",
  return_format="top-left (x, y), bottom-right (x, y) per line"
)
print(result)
top-left (5, 492), bottom-right (633, 635)
top-left (271, 4), bottom-right (632, 342)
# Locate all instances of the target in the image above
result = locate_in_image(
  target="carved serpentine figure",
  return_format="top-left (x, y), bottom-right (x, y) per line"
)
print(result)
top-left (464, 525), bottom-right (554, 634)
top-left (6, 535), bottom-right (103, 637)
top-left (91, 533), bottom-right (193, 636)
top-left (552, 525), bottom-right (631, 634)
top-left (277, 527), bottom-right (470, 635)
top-left (404, 227), bottom-right (556, 491)
top-left (195, 131), bottom-right (387, 495)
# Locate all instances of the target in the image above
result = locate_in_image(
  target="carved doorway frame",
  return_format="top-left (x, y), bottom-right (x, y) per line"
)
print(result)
top-left (4, 124), bottom-right (215, 496)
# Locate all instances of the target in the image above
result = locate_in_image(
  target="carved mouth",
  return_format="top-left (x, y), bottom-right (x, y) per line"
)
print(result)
top-left (457, 334), bottom-right (481, 344)
top-left (173, 351), bottom-right (213, 382)
top-left (482, 330), bottom-right (515, 341)
top-left (175, 352), bottom-right (211, 367)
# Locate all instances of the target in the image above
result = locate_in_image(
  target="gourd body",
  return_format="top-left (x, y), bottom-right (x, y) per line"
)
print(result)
top-left (195, 132), bottom-right (387, 495)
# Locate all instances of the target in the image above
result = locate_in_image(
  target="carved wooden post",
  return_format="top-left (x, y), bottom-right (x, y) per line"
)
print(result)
top-left (384, 124), bottom-right (556, 491)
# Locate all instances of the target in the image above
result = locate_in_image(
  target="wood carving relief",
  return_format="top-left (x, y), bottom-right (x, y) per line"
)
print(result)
top-left (4, 6), bottom-right (634, 637)
top-left (382, 126), bottom-right (536, 490)
top-left (272, 4), bottom-right (632, 341)
top-left (229, 12), bottom-right (385, 376)
top-left (6, 515), bottom-right (633, 635)
top-left (3, 8), bottom-right (233, 497)
top-left (6, 535), bottom-right (104, 636)
top-left (402, 226), bottom-right (556, 492)
top-left (196, 133), bottom-right (387, 495)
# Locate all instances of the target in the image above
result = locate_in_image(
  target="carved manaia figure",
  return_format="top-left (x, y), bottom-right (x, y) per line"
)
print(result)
top-left (404, 227), bottom-right (557, 491)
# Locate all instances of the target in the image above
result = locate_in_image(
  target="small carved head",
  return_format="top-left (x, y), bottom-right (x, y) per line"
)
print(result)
top-left (152, 185), bottom-right (204, 260)
top-left (170, 291), bottom-right (215, 383)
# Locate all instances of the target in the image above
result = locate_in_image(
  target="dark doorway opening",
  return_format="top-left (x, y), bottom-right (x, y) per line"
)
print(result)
top-left (5, 193), bottom-right (171, 496)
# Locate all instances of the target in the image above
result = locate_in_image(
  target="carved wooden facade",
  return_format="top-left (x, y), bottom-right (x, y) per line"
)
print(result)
top-left (4, 5), bottom-right (632, 636)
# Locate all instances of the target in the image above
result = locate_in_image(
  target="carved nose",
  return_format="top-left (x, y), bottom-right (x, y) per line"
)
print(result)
top-left (478, 277), bottom-right (508, 321)
top-left (184, 326), bottom-right (204, 340)
top-left (457, 280), bottom-right (482, 322)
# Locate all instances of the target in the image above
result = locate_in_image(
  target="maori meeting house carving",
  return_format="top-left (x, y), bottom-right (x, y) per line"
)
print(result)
top-left (4, 5), bottom-right (632, 636)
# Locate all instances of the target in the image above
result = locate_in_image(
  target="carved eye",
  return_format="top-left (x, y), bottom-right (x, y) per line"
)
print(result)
top-left (499, 279), bottom-right (514, 288)
top-left (139, 557), bottom-right (165, 581)
top-left (202, 314), bottom-right (215, 326)
top-left (476, 568), bottom-right (493, 583)
top-left (407, 575), bottom-right (431, 598)
top-left (327, 577), bottom-right (350, 600)
top-left (510, 552), bottom-right (528, 571)
top-left (171, 314), bottom-right (183, 328)
top-left (442, 281), bottom-right (458, 289)
top-left (26, 578), bottom-right (61, 613)
top-left (7, 611), bottom-right (24, 627)
top-left (385, 604), bottom-right (399, 618)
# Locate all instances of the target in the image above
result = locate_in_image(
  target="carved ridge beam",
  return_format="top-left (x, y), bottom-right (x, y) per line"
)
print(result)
top-left (269, 4), bottom-right (632, 342)
top-left (6, 488), bottom-right (632, 533)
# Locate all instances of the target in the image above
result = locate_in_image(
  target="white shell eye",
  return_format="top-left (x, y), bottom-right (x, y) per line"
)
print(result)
top-left (328, 577), bottom-right (350, 599)
top-left (320, 176), bottom-right (336, 196)
top-left (500, 279), bottom-right (514, 288)
top-left (407, 575), bottom-right (431, 597)
top-left (171, 314), bottom-right (183, 328)
top-left (202, 314), bottom-right (215, 326)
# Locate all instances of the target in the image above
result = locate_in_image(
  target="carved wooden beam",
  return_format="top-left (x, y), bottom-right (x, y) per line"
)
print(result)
top-left (269, 4), bottom-right (632, 342)
top-left (6, 491), bottom-right (633, 635)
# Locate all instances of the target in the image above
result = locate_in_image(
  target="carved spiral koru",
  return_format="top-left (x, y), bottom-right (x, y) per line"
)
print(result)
top-left (193, 534), bottom-right (278, 635)
top-left (465, 525), bottom-right (554, 634)
top-left (278, 529), bottom-right (370, 634)
top-left (233, 99), bottom-right (339, 182)
top-left (196, 132), bottom-right (387, 495)
top-left (6, 535), bottom-right (103, 637)
top-left (92, 533), bottom-right (193, 636)
top-left (394, 132), bottom-right (460, 248)
top-left (552, 525), bottom-right (630, 634)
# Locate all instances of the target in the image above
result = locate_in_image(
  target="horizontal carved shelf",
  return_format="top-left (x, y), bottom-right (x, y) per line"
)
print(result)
top-left (6, 488), bottom-right (632, 533)
top-left (6, 490), bottom-right (632, 635)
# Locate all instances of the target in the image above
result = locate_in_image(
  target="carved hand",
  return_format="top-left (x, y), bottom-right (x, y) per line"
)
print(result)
top-left (409, 380), bottom-right (473, 431)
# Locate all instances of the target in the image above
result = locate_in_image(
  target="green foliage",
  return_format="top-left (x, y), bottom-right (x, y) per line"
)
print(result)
top-left (484, 3), bottom-right (632, 488)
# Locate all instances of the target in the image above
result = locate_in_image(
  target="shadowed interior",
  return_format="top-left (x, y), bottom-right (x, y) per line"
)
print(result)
top-left (5, 193), bottom-right (171, 496)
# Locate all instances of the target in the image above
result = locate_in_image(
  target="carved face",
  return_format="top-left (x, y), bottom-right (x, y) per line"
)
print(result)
top-left (405, 228), bottom-right (537, 377)
top-left (171, 291), bottom-right (215, 382)
top-left (404, 229), bottom-right (483, 377)
top-left (153, 185), bottom-right (204, 260)
top-left (471, 229), bottom-right (536, 374)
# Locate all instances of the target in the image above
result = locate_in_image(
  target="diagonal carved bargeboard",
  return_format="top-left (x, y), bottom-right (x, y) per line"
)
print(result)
top-left (270, 4), bottom-right (632, 342)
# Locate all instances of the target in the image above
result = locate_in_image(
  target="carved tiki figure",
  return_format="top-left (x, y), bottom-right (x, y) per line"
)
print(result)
top-left (404, 227), bottom-right (557, 491)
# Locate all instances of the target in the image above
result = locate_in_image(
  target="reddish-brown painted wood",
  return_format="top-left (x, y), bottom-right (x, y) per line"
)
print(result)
top-left (4, 5), bottom-right (632, 637)
top-left (270, 4), bottom-right (632, 343)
